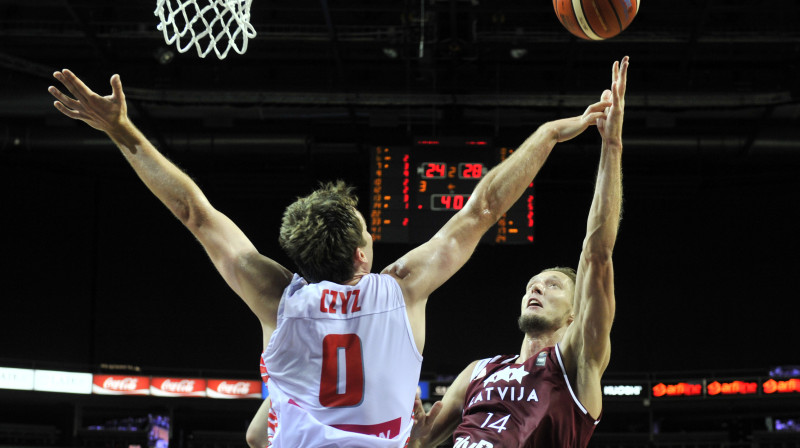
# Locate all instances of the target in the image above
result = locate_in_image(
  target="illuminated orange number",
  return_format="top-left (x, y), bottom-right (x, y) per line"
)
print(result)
top-left (461, 163), bottom-right (483, 179)
top-left (319, 334), bottom-right (364, 407)
top-left (419, 180), bottom-right (427, 192)
top-left (448, 166), bottom-right (457, 178)
top-left (424, 163), bottom-right (446, 178)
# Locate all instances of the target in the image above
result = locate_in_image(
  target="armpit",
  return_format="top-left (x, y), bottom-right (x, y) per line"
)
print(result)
top-left (382, 258), bottom-right (410, 278)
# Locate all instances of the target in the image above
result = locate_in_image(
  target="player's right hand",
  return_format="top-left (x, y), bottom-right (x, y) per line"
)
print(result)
top-left (410, 393), bottom-right (443, 443)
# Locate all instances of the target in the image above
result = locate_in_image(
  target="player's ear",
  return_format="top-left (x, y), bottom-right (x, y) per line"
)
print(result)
top-left (354, 246), bottom-right (368, 263)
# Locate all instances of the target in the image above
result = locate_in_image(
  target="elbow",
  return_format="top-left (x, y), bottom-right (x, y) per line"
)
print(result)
top-left (175, 195), bottom-right (209, 231)
top-left (172, 199), bottom-right (192, 224)
top-left (465, 190), bottom-right (506, 225)
top-left (169, 196), bottom-right (198, 228)
top-left (245, 428), bottom-right (267, 448)
top-left (474, 205), bottom-right (502, 226)
top-left (168, 182), bottom-right (210, 228)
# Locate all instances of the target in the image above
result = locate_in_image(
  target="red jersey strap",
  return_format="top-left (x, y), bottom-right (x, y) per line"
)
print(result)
top-left (260, 352), bottom-right (270, 384)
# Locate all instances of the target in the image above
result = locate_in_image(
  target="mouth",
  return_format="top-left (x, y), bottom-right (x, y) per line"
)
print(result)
top-left (527, 298), bottom-right (542, 309)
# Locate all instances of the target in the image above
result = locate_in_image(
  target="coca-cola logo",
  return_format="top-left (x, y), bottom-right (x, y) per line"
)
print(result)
top-left (217, 381), bottom-right (251, 395)
top-left (161, 379), bottom-right (196, 393)
top-left (103, 377), bottom-right (139, 391)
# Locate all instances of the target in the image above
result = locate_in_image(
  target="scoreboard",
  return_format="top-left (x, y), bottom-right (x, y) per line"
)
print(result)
top-left (369, 138), bottom-right (535, 244)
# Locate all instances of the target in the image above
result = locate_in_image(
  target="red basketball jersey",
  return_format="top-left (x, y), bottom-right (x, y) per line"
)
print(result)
top-left (453, 344), bottom-right (599, 448)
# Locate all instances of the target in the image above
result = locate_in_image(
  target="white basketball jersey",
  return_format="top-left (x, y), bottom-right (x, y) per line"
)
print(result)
top-left (263, 273), bottom-right (422, 448)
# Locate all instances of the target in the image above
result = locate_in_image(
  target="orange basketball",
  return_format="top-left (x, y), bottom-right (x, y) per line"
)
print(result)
top-left (553, 0), bottom-right (639, 40)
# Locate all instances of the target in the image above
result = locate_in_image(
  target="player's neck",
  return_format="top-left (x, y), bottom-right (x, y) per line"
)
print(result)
top-left (342, 268), bottom-right (370, 286)
top-left (518, 329), bottom-right (563, 363)
top-left (342, 256), bottom-right (371, 286)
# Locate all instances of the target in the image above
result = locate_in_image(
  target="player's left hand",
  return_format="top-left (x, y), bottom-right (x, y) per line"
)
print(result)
top-left (48, 69), bottom-right (128, 134)
top-left (597, 56), bottom-right (628, 146)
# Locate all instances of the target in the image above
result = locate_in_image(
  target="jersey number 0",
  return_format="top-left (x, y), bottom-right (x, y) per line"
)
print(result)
top-left (319, 334), bottom-right (365, 407)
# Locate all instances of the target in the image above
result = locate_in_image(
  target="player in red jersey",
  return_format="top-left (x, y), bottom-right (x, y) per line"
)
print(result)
top-left (48, 67), bottom-right (611, 447)
top-left (411, 56), bottom-right (629, 448)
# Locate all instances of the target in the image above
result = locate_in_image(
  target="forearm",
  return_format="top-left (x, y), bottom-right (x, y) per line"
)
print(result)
top-left (106, 119), bottom-right (206, 225)
top-left (468, 121), bottom-right (561, 222)
top-left (583, 140), bottom-right (622, 256)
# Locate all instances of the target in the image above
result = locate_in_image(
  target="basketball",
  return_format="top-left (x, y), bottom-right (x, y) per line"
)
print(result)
top-left (553, 0), bottom-right (639, 40)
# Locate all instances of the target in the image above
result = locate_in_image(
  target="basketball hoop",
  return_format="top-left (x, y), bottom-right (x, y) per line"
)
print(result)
top-left (154, 0), bottom-right (256, 59)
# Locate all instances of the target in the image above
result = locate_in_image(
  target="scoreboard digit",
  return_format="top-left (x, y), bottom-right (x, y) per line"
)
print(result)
top-left (369, 138), bottom-right (534, 244)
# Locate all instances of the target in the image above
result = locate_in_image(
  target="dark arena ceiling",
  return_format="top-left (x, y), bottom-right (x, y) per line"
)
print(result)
top-left (1, 0), bottom-right (799, 158)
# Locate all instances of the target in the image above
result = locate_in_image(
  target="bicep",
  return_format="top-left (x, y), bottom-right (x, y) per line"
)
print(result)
top-left (566, 255), bottom-right (616, 366)
top-left (188, 204), bottom-right (292, 326)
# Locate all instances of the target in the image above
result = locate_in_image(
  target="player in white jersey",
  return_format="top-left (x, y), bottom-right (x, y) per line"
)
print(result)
top-left (48, 68), bottom-right (612, 447)
top-left (263, 273), bottom-right (422, 445)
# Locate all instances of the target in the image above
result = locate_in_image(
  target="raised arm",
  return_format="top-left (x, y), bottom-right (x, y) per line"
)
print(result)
top-left (383, 101), bottom-right (610, 351)
top-left (561, 56), bottom-right (629, 419)
top-left (409, 360), bottom-right (477, 448)
top-left (48, 70), bottom-right (291, 342)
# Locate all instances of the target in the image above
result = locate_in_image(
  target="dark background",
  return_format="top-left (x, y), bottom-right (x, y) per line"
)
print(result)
top-left (1, 0), bottom-right (799, 383)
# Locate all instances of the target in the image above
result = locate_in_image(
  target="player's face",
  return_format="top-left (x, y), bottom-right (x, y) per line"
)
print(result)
top-left (519, 271), bottom-right (574, 332)
top-left (355, 210), bottom-right (374, 271)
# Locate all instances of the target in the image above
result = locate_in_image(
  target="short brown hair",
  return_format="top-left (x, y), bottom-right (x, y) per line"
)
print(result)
top-left (279, 181), bottom-right (366, 283)
top-left (539, 266), bottom-right (577, 287)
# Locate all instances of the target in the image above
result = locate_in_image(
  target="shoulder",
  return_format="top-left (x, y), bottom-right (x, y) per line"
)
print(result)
top-left (282, 273), bottom-right (307, 295)
top-left (358, 273), bottom-right (404, 295)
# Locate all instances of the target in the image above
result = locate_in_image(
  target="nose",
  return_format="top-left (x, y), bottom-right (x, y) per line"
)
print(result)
top-left (531, 282), bottom-right (544, 296)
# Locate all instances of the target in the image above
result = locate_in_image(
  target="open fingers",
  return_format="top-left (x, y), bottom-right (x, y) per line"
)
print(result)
top-left (617, 57), bottom-right (629, 98)
top-left (55, 69), bottom-right (93, 104)
top-left (47, 86), bottom-right (81, 111)
top-left (63, 69), bottom-right (96, 98)
top-left (110, 74), bottom-right (125, 103)
top-left (52, 71), bottom-right (86, 105)
top-left (586, 111), bottom-right (607, 125)
top-left (52, 100), bottom-right (83, 120)
top-left (584, 100), bottom-right (612, 126)
top-left (587, 100), bottom-right (612, 114)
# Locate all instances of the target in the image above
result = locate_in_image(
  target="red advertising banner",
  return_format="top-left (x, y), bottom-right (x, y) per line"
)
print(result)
top-left (206, 379), bottom-right (261, 399)
top-left (707, 380), bottom-right (758, 396)
top-left (150, 377), bottom-right (207, 397)
top-left (92, 375), bottom-right (150, 395)
top-left (652, 382), bottom-right (703, 397)
top-left (763, 378), bottom-right (800, 394)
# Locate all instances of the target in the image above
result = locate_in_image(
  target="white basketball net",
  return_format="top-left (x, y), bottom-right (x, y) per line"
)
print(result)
top-left (155, 0), bottom-right (256, 59)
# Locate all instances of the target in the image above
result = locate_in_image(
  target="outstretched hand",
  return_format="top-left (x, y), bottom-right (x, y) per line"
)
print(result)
top-left (597, 56), bottom-right (629, 145)
top-left (410, 393), bottom-right (443, 443)
top-left (48, 69), bottom-right (128, 133)
top-left (554, 98), bottom-right (612, 143)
